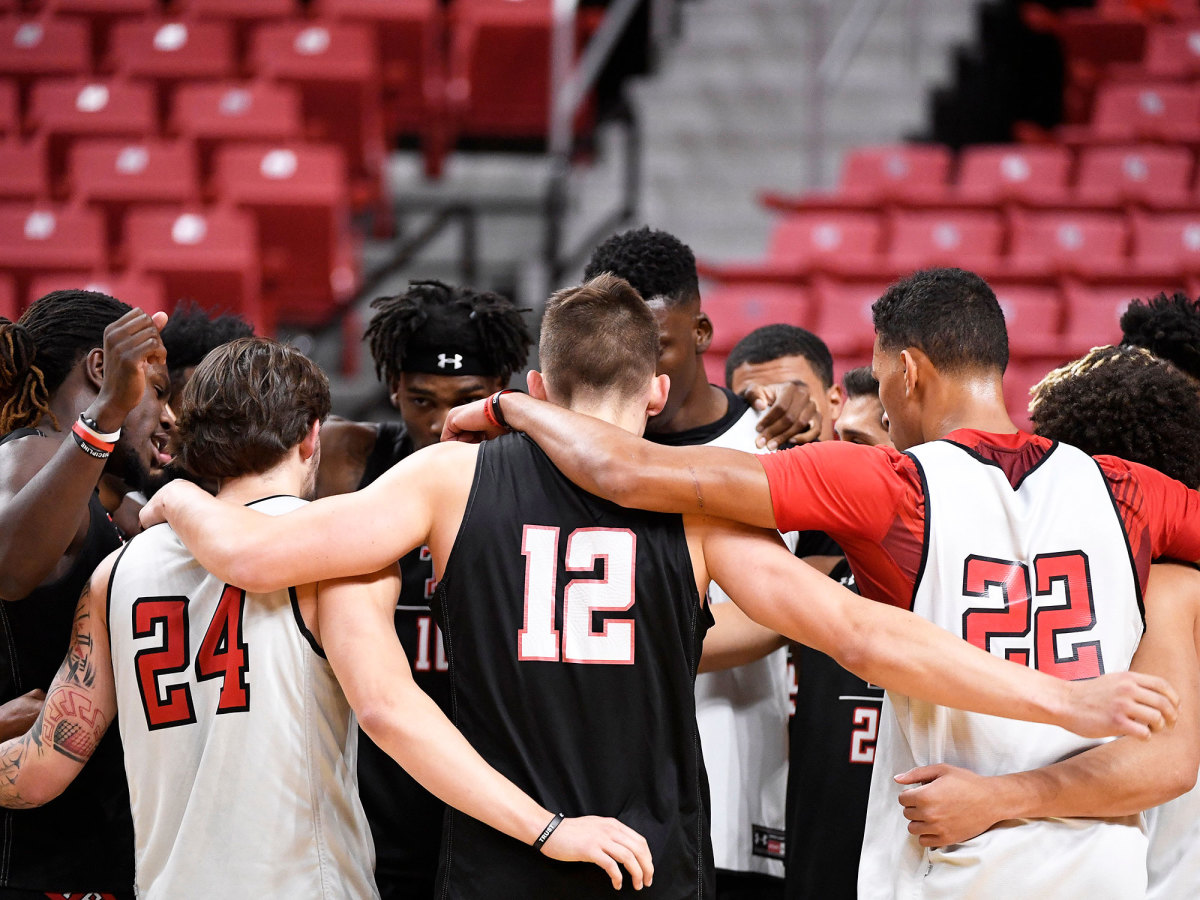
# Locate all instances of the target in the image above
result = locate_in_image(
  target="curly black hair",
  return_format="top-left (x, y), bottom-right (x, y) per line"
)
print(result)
top-left (583, 226), bottom-right (700, 308)
top-left (723, 324), bottom-right (834, 390)
top-left (1119, 291), bottom-right (1200, 383)
top-left (1030, 345), bottom-right (1200, 487)
top-left (872, 268), bottom-right (1008, 374)
top-left (364, 281), bottom-right (532, 388)
top-left (160, 301), bottom-right (255, 374)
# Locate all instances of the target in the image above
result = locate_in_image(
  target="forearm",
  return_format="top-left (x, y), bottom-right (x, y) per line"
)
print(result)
top-left (359, 687), bottom-right (549, 844)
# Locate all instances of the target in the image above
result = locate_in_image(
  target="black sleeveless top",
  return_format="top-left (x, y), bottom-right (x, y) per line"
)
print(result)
top-left (433, 434), bottom-right (714, 899)
top-left (784, 557), bottom-right (884, 900)
top-left (355, 421), bottom-right (455, 897)
top-left (0, 428), bottom-right (135, 892)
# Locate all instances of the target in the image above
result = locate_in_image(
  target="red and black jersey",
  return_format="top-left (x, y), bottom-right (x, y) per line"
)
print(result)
top-left (0, 429), bottom-right (134, 894)
top-left (433, 433), bottom-right (714, 899)
top-left (354, 420), bottom-right (453, 899)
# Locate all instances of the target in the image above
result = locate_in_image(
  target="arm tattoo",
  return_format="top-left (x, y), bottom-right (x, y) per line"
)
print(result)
top-left (688, 466), bottom-right (705, 511)
top-left (65, 582), bottom-right (97, 689)
top-left (0, 728), bottom-right (40, 809)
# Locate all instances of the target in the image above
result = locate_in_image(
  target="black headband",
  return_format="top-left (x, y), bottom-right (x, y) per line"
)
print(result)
top-left (402, 346), bottom-right (497, 377)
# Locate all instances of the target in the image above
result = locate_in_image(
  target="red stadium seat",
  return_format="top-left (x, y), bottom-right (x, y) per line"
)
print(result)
top-left (109, 19), bottom-right (236, 118)
top-left (170, 81), bottom-right (304, 175)
top-left (0, 202), bottom-right (105, 300)
top-left (249, 21), bottom-right (385, 184)
top-left (213, 143), bottom-right (357, 325)
top-left (69, 139), bottom-right (199, 246)
top-left (1004, 357), bottom-right (1062, 431)
top-left (0, 80), bottom-right (16, 135)
top-left (955, 145), bottom-right (1073, 206)
top-left (0, 272), bottom-right (17, 320)
top-left (29, 78), bottom-right (157, 183)
top-left (173, 0), bottom-right (300, 52)
top-left (1074, 145), bottom-right (1193, 208)
top-left (1085, 82), bottom-right (1200, 143)
top-left (810, 278), bottom-right (890, 356)
top-left (0, 137), bottom-right (48, 200)
top-left (763, 145), bottom-right (952, 211)
top-left (314, 0), bottom-right (442, 135)
top-left (0, 17), bottom-right (91, 91)
top-left (702, 284), bottom-right (812, 355)
top-left (885, 210), bottom-right (1005, 275)
top-left (124, 205), bottom-right (263, 331)
top-left (700, 212), bottom-right (884, 282)
top-left (1130, 212), bottom-right (1200, 277)
top-left (27, 270), bottom-right (167, 315)
top-left (1007, 211), bottom-right (1129, 279)
top-left (1059, 281), bottom-right (1180, 353)
top-left (1138, 23), bottom-right (1200, 79)
top-left (992, 282), bottom-right (1067, 357)
top-left (40, 0), bottom-right (160, 59)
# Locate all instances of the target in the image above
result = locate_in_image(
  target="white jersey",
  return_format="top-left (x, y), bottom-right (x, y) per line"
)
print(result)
top-left (693, 401), bottom-right (794, 877)
top-left (107, 496), bottom-right (377, 900)
top-left (1146, 778), bottom-right (1200, 898)
top-left (859, 440), bottom-right (1147, 900)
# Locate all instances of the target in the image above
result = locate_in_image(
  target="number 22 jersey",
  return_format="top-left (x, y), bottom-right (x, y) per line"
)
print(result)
top-left (107, 496), bottom-right (377, 900)
top-left (432, 433), bottom-right (714, 899)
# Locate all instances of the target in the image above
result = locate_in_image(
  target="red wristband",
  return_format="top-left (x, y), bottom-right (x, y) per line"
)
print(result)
top-left (72, 420), bottom-right (115, 453)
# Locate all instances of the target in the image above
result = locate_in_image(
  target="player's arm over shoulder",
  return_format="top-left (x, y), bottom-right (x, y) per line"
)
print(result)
top-left (1097, 454), bottom-right (1200, 564)
top-left (146, 440), bottom-right (479, 594)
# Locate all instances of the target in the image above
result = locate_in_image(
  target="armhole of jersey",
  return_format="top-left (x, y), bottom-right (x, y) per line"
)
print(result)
top-left (1095, 458), bottom-right (1146, 627)
top-left (290, 586), bottom-right (326, 658)
top-left (904, 450), bottom-right (931, 613)
top-left (104, 539), bottom-right (136, 640)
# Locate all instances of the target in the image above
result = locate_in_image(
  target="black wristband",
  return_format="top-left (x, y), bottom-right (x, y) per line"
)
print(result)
top-left (72, 429), bottom-right (111, 459)
top-left (532, 812), bottom-right (565, 852)
top-left (490, 389), bottom-right (519, 431)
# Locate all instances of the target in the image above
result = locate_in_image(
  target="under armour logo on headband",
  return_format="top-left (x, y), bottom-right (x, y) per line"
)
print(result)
top-left (438, 353), bottom-right (463, 370)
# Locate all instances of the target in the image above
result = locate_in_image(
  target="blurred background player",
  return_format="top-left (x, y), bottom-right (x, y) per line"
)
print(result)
top-left (1119, 291), bottom-right (1200, 384)
top-left (895, 344), bottom-right (1200, 900)
top-left (317, 280), bottom-right (532, 898)
top-left (585, 229), bottom-right (818, 896)
top-left (725, 326), bottom-right (887, 900)
top-left (0, 336), bottom-right (649, 899)
top-left (0, 290), bottom-right (170, 899)
top-left (835, 368), bottom-right (890, 448)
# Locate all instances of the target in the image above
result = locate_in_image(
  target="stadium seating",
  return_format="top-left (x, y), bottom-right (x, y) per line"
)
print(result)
top-left (1130, 212), bottom-right (1200, 277)
top-left (699, 211), bottom-right (884, 282)
top-left (0, 138), bottom-right (48, 201)
top-left (1060, 280), bottom-right (1175, 352)
top-left (124, 205), bottom-right (263, 330)
top-left (810, 278), bottom-right (890, 356)
top-left (30, 78), bottom-right (156, 183)
top-left (885, 210), bottom-right (1005, 276)
top-left (1073, 145), bottom-right (1193, 208)
top-left (0, 202), bottom-right (105, 301)
top-left (1007, 211), bottom-right (1129, 279)
top-left (108, 19), bottom-right (236, 119)
top-left (0, 17), bottom-right (91, 92)
top-left (992, 281), bottom-right (1067, 357)
top-left (955, 144), bottom-right (1072, 206)
top-left (763, 144), bottom-right (953, 211)
top-left (703, 283), bottom-right (812, 355)
top-left (170, 81), bottom-right (304, 175)
top-left (27, 270), bottom-right (167, 315)
top-left (0, 271), bottom-right (17, 320)
top-left (1076, 82), bottom-right (1200, 143)
top-left (0, 80), bottom-right (16, 135)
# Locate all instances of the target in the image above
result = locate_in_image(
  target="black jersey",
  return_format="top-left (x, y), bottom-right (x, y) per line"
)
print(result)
top-left (433, 434), bottom-right (714, 899)
top-left (354, 421), bottom-right (454, 898)
top-left (784, 558), bottom-right (883, 900)
top-left (0, 429), bottom-right (135, 893)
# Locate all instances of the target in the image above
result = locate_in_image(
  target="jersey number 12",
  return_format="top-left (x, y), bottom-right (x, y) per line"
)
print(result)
top-left (518, 525), bottom-right (637, 665)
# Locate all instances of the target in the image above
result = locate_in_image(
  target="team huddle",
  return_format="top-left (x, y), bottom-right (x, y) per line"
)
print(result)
top-left (0, 227), bottom-right (1196, 900)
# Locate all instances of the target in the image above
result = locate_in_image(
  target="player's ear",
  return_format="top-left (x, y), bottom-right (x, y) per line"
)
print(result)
top-left (827, 383), bottom-right (846, 424)
top-left (299, 419), bottom-right (320, 462)
top-left (83, 347), bottom-right (105, 391)
top-left (646, 373), bottom-right (671, 417)
top-left (694, 311), bottom-right (714, 354)
top-left (387, 376), bottom-right (403, 410)
top-left (527, 369), bottom-right (548, 401)
top-left (900, 349), bottom-right (920, 396)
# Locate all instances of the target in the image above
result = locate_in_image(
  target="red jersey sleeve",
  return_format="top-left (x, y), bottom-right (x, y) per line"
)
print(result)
top-left (1097, 455), bottom-right (1200, 577)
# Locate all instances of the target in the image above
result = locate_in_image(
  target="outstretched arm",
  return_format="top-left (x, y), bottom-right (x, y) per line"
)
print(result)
top-left (140, 440), bottom-right (477, 594)
top-left (318, 568), bottom-right (654, 891)
top-left (896, 562), bottom-right (1200, 847)
top-left (698, 601), bottom-right (787, 673)
top-left (0, 554), bottom-right (118, 807)
top-left (694, 516), bottom-right (1179, 740)
top-left (442, 392), bottom-right (778, 528)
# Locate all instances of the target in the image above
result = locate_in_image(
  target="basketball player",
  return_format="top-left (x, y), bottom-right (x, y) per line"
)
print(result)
top-left (585, 230), bottom-right (814, 896)
top-left (146, 274), bottom-right (1177, 899)
top-left (438, 267), bottom-right (1200, 898)
top-left (0, 337), bottom-right (651, 899)
top-left (1120, 290), bottom-right (1200, 381)
top-left (835, 367), bottom-right (889, 447)
top-left (0, 290), bottom-right (170, 899)
top-left (725, 327), bottom-right (888, 900)
top-left (894, 345), bottom-right (1200, 900)
top-left (318, 281), bottom-right (532, 899)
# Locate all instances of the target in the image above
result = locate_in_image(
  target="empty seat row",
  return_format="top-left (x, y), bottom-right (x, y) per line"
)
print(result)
top-left (703, 208), bottom-right (1200, 284)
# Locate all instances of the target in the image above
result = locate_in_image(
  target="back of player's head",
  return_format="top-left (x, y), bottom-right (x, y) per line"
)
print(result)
top-left (583, 226), bottom-right (700, 308)
top-left (843, 365), bottom-right (880, 399)
top-left (0, 289), bottom-right (131, 434)
top-left (723, 324), bottom-right (834, 390)
top-left (539, 274), bottom-right (658, 405)
top-left (1119, 291), bottom-right (1200, 383)
top-left (364, 281), bottom-right (532, 389)
top-left (175, 337), bottom-right (331, 482)
top-left (1030, 344), bottom-right (1200, 487)
top-left (871, 268), bottom-right (1009, 374)
top-left (160, 301), bottom-right (254, 374)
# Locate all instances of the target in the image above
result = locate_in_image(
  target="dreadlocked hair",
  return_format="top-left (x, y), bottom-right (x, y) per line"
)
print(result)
top-left (1119, 291), bottom-right (1200, 382)
top-left (1030, 344), bottom-right (1200, 487)
top-left (0, 290), bottom-right (131, 434)
top-left (364, 280), bottom-right (532, 388)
